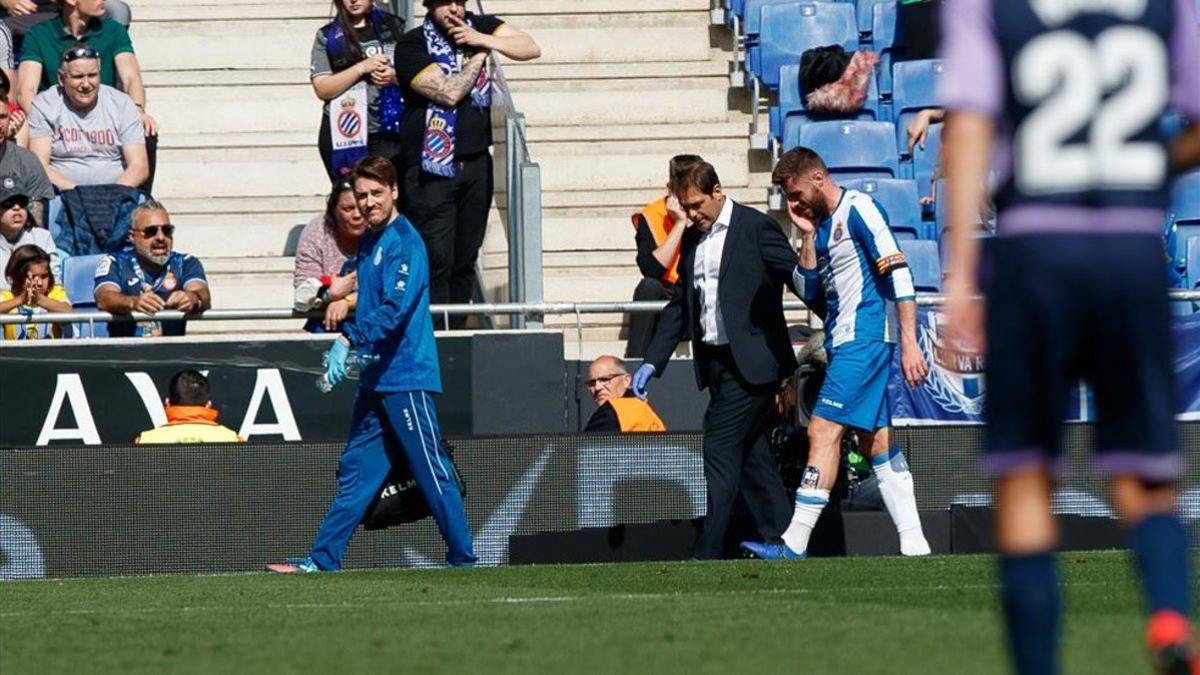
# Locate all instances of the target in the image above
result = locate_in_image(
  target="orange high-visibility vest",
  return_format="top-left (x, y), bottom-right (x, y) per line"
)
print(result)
top-left (608, 397), bottom-right (667, 432)
top-left (632, 197), bottom-right (681, 285)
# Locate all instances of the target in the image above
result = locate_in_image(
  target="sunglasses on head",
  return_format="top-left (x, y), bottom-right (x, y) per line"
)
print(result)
top-left (135, 224), bottom-right (175, 238)
top-left (61, 46), bottom-right (100, 64)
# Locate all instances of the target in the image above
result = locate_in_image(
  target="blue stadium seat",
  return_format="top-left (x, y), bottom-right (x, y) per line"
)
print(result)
top-left (1187, 236), bottom-right (1200, 291)
top-left (63, 253), bottom-right (108, 338)
top-left (898, 239), bottom-right (941, 292)
top-left (892, 59), bottom-right (945, 152)
top-left (770, 62), bottom-right (879, 148)
top-left (1173, 215), bottom-right (1200, 273)
top-left (791, 120), bottom-right (900, 180)
top-left (740, 0), bottom-right (811, 41)
top-left (910, 122), bottom-right (942, 202)
top-left (855, 0), bottom-right (890, 38)
top-left (1172, 170), bottom-right (1200, 223)
top-left (870, 1), bottom-right (903, 96)
top-left (751, 2), bottom-right (857, 89)
top-left (841, 178), bottom-right (924, 239)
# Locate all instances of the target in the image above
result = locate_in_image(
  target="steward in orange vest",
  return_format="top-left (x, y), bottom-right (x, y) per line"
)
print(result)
top-left (584, 355), bottom-right (666, 432)
top-left (135, 370), bottom-right (244, 444)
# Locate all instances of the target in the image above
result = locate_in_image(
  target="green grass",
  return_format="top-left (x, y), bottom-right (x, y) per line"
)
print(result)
top-left (0, 552), bottom-right (1190, 674)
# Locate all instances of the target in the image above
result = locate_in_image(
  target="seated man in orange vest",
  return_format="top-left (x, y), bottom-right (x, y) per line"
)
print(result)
top-left (625, 155), bottom-right (701, 359)
top-left (584, 355), bottom-right (665, 432)
top-left (135, 369), bottom-right (243, 444)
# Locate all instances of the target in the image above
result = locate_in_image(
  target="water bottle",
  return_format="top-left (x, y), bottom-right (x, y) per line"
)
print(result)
top-left (316, 352), bottom-right (380, 393)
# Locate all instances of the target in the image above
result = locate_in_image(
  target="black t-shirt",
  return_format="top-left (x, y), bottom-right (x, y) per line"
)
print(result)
top-left (394, 13), bottom-right (504, 170)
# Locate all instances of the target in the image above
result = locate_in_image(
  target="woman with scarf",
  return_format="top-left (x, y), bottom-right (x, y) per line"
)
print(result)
top-left (311, 0), bottom-right (407, 181)
top-left (393, 0), bottom-right (539, 327)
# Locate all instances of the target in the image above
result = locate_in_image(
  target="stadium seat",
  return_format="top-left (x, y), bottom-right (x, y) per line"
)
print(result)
top-left (892, 60), bottom-right (945, 153)
top-left (791, 120), bottom-right (900, 180)
top-left (751, 2), bottom-right (857, 90)
top-left (62, 253), bottom-right (108, 338)
top-left (1187, 236), bottom-right (1200, 291)
top-left (1172, 170), bottom-right (1200, 223)
top-left (870, 1), bottom-right (903, 96)
top-left (1173, 215), bottom-right (1200, 273)
top-left (770, 63), bottom-right (879, 149)
top-left (854, 0), bottom-right (890, 39)
top-left (841, 178), bottom-right (924, 239)
top-left (898, 239), bottom-right (940, 292)
top-left (910, 122), bottom-right (942, 202)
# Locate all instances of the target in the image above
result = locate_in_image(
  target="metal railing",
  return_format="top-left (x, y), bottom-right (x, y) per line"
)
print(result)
top-left (482, 0), bottom-right (544, 331)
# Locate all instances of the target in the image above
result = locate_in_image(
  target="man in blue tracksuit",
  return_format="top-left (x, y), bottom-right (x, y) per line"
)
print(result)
top-left (268, 155), bottom-right (476, 572)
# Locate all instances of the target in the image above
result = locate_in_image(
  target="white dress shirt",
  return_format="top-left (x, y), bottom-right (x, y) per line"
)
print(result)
top-left (692, 196), bottom-right (735, 345)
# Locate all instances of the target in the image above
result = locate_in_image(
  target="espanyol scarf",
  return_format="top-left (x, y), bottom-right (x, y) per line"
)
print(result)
top-left (421, 16), bottom-right (491, 178)
top-left (325, 8), bottom-right (405, 177)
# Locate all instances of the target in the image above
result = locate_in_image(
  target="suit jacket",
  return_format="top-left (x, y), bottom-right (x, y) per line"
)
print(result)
top-left (644, 200), bottom-right (802, 390)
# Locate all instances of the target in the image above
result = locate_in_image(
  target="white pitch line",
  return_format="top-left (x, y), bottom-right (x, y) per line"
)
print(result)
top-left (0, 582), bottom-right (1131, 619)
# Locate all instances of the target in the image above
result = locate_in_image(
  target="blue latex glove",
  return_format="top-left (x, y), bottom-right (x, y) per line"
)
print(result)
top-left (631, 363), bottom-right (655, 400)
top-left (326, 337), bottom-right (351, 387)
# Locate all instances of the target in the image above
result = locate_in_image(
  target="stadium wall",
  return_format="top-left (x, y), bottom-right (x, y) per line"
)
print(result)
top-left (3, 429), bottom-right (1198, 579)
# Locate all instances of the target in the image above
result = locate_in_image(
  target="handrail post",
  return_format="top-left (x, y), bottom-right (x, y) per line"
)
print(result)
top-left (505, 112), bottom-right (527, 328)
top-left (520, 160), bottom-right (543, 329)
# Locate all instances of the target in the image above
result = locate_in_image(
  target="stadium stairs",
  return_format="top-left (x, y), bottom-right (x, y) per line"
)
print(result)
top-left (135, 0), bottom-right (779, 351)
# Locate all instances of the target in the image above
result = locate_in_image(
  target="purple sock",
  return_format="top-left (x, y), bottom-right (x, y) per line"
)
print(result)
top-left (1131, 514), bottom-right (1192, 617)
top-left (1000, 553), bottom-right (1061, 675)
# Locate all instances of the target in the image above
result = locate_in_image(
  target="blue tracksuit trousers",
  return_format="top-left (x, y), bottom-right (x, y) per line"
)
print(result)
top-left (309, 388), bottom-right (477, 569)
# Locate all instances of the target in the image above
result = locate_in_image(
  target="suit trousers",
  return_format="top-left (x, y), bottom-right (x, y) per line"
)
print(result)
top-left (694, 345), bottom-right (792, 559)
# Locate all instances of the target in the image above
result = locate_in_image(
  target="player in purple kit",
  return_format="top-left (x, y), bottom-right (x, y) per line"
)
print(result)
top-left (941, 0), bottom-right (1200, 673)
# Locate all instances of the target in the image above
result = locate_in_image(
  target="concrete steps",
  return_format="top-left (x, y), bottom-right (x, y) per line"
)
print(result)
top-left (132, 0), bottom-right (763, 347)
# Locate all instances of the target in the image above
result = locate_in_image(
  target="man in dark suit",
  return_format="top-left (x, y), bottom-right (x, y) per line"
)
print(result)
top-left (631, 157), bottom-right (805, 559)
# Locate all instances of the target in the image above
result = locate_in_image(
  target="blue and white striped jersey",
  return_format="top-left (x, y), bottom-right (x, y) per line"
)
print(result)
top-left (805, 189), bottom-right (916, 349)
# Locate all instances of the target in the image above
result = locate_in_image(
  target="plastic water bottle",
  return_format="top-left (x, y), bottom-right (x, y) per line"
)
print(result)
top-left (316, 352), bottom-right (380, 393)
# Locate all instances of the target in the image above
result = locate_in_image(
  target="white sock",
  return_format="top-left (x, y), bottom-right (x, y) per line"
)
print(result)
top-left (782, 487), bottom-right (830, 554)
top-left (872, 448), bottom-right (931, 556)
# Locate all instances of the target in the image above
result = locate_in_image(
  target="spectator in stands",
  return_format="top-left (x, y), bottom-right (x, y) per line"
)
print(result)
top-left (626, 154), bottom-right (702, 359)
top-left (27, 44), bottom-right (148, 191)
top-left (94, 199), bottom-right (210, 337)
top-left (0, 74), bottom-right (52, 224)
top-left (0, 21), bottom-right (13, 95)
top-left (584, 355), bottom-right (665, 432)
top-left (1, 0), bottom-right (129, 54)
top-left (311, 0), bottom-right (406, 181)
top-left (293, 180), bottom-right (364, 332)
top-left (16, 0), bottom-right (149, 132)
top-left (18, 0), bottom-right (154, 190)
top-left (395, 0), bottom-right (540, 328)
top-left (799, 44), bottom-right (877, 114)
top-left (0, 242), bottom-right (69, 339)
top-left (135, 369), bottom-right (243, 444)
top-left (0, 184), bottom-right (58, 290)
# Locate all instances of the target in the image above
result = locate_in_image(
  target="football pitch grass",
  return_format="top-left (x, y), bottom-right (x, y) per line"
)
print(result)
top-left (2, 551), bottom-right (1194, 674)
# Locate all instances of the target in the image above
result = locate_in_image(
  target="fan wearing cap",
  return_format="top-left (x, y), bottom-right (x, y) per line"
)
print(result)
top-left (93, 198), bottom-right (210, 337)
top-left (0, 183), bottom-right (58, 291)
top-left (26, 43), bottom-right (147, 191)
top-left (0, 74), bottom-right (53, 226)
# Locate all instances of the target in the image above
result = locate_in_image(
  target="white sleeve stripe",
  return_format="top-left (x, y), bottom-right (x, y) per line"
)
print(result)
top-left (856, 198), bottom-right (902, 258)
top-left (891, 267), bottom-right (917, 299)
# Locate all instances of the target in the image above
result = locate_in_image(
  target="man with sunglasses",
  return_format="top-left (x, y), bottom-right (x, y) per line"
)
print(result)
top-left (94, 198), bottom-right (209, 337)
top-left (584, 355), bottom-right (665, 433)
top-left (27, 43), bottom-right (148, 191)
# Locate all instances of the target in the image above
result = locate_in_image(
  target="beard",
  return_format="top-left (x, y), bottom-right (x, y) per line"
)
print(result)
top-left (140, 250), bottom-right (169, 266)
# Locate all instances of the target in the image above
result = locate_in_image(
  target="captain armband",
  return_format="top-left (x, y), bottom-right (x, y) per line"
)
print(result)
top-left (875, 253), bottom-right (909, 276)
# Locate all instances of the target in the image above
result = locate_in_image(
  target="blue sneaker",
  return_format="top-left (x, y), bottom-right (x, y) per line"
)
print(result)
top-left (739, 541), bottom-right (807, 560)
top-left (265, 556), bottom-right (320, 573)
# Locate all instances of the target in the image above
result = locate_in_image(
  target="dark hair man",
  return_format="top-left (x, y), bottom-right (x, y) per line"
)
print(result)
top-left (940, 0), bottom-right (1200, 672)
top-left (135, 370), bottom-right (242, 444)
top-left (740, 147), bottom-right (930, 561)
top-left (268, 155), bottom-right (476, 573)
top-left (630, 157), bottom-right (807, 559)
